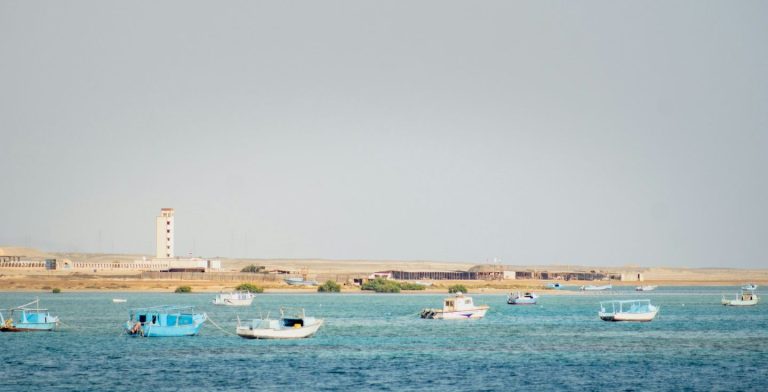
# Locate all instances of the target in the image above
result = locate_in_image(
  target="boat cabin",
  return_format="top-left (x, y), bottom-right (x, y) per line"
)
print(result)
top-left (246, 307), bottom-right (317, 330)
top-left (1, 308), bottom-right (54, 325)
top-left (600, 300), bottom-right (654, 315)
top-left (741, 291), bottom-right (756, 301)
top-left (129, 306), bottom-right (198, 327)
top-left (444, 294), bottom-right (475, 312)
top-left (19, 309), bottom-right (53, 324)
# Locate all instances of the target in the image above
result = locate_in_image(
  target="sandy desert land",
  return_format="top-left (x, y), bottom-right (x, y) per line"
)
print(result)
top-left (1, 247), bottom-right (766, 293)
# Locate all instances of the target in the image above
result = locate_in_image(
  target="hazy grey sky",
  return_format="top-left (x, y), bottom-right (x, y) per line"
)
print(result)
top-left (1, 1), bottom-right (766, 267)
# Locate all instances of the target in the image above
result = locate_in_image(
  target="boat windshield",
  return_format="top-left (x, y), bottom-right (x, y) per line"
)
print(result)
top-left (279, 307), bottom-right (306, 319)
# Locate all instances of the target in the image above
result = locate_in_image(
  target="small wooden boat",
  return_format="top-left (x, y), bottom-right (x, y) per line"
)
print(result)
top-left (236, 307), bottom-right (323, 339)
top-left (581, 284), bottom-right (612, 291)
top-left (420, 293), bottom-right (489, 320)
top-left (0, 299), bottom-right (59, 332)
top-left (741, 283), bottom-right (758, 291)
top-left (635, 285), bottom-right (658, 291)
top-left (212, 291), bottom-right (254, 306)
top-left (507, 291), bottom-right (538, 305)
top-left (545, 282), bottom-right (563, 289)
top-left (112, 298), bottom-right (128, 303)
top-left (599, 300), bottom-right (659, 322)
top-left (124, 306), bottom-right (206, 337)
top-left (722, 289), bottom-right (759, 306)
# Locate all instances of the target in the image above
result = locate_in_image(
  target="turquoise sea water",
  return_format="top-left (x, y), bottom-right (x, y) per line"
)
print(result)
top-left (1, 287), bottom-right (766, 391)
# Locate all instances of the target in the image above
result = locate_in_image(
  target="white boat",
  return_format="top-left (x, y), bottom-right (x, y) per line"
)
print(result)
top-left (599, 300), bottom-right (659, 322)
top-left (112, 298), bottom-right (127, 303)
top-left (722, 289), bottom-right (759, 306)
top-left (741, 283), bottom-right (758, 291)
top-left (507, 291), bottom-right (538, 305)
top-left (236, 307), bottom-right (323, 339)
top-left (420, 293), bottom-right (489, 320)
top-left (581, 284), bottom-right (612, 291)
top-left (212, 291), bottom-right (255, 306)
top-left (635, 285), bottom-right (658, 291)
top-left (284, 277), bottom-right (318, 286)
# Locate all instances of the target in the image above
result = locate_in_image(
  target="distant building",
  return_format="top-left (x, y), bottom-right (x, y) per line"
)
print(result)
top-left (151, 208), bottom-right (220, 272)
top-left (156, 208), bottom-right (174, 258)
top-left (620, 272), bottom-right (644, 281)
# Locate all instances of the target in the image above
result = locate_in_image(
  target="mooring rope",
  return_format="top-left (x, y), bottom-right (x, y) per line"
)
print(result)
top-left (57, 319), bottom-right (79, 330)
top-left (206, 314), bottom-right (238, 337)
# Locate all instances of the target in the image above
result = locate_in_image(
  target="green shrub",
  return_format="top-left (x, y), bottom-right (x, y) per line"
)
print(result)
top-left (361, 277), bottom-right (400, 293)
top-left (398, 282), bottom-right (427, 291)
top-left (235, 283), bottom-right (264, 293)
top-left (317, 280), bottom-right (342, 293)
top-left (174, 285), bottom-right (192, 293)
top-left (52, 288), bottom-right (61, 294)
top-left (241, 265), bottom-right (266, 273)
top-left (361, 278), bottom-right (429, 292)
top-left (448, 284), bottom-right (468, 294)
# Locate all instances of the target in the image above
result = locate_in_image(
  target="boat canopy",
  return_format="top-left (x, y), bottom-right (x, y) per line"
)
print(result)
top-left (0, 299), bottom-right (49, 312)
top-left (130, 305), bottom-right (195, 312)
top-left (600, 300), bottom-right (654, 314)
top-left (129, 305), bottom-right (198, 319)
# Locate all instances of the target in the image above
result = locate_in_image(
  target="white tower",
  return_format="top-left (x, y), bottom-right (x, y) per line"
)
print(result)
top-left (156, 208), bottom-right (175, 258)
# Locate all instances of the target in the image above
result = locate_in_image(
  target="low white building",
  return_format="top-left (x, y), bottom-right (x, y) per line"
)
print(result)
top-left (166, 257), bottom-right (221, 271)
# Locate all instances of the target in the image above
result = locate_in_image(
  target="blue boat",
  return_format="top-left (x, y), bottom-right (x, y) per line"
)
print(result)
top-left (507, 291), bottom-right (538, 305)
top-left (0, 299), bottom-right (59, 332)
top-left (545, 282), bottom-right (562, 289)
top-left (124, 306), bottom-right (207, 337)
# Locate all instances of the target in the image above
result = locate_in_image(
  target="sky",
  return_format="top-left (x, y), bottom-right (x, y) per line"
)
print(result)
top-left (1, 1), bottom-right (766, 267)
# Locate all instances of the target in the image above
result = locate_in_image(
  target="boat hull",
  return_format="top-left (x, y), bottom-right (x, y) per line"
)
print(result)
top-left (124, 318), bottom-right (206, 337)
top-left (421, 306), bottom-right (489, 320)
top-left (507, 297), bottom-right (538, 305)
top-left (582, 285), bottom-right (612, 291)
top-left (0, 322), bottom-right (58, 332)
top-left (722, 299), bottom-right (759, 306)
top-left (599, 309), bottom-right (658, 322)
top-left (284, 279), bottom-right (318, 286)
top-left (507, 298), bottom-right (537, 305)
top-left (236, 320), bottom-right (323, 339)
top-left (212, 298), bottom-right (253, 306)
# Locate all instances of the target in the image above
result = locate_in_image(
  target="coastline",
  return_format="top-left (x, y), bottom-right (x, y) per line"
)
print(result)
top-left (0, 275), bottom-right (762, 294)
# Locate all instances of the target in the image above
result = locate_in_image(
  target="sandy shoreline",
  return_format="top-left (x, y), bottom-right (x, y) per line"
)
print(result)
top-left (0, 275), bottom-right (762, 294)
top-left (2, 248), bottom-right (766, 294)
